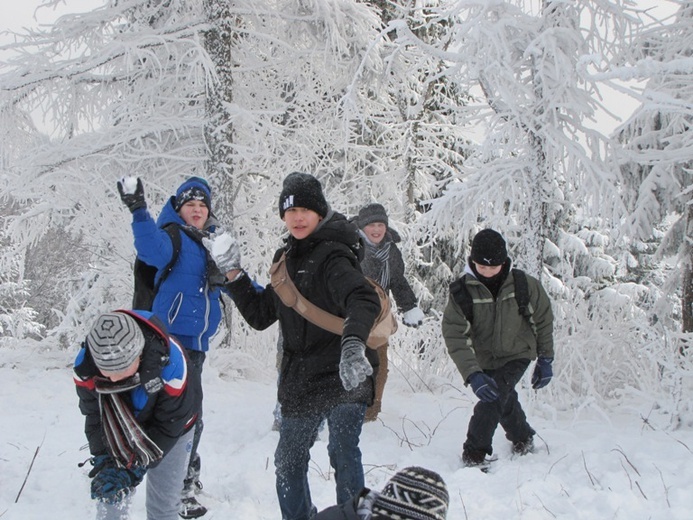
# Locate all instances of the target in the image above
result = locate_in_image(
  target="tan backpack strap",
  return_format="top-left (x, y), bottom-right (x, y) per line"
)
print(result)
top-left (269, 252), bottom-right (344, 336)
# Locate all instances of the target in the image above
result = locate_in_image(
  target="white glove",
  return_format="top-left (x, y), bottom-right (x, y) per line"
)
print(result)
top-left (202, 231), bottom-right (241, 273)
top-left (339, 336), bottom-right (373, 391)
top-left (402, 306), bottom-right (425, 327)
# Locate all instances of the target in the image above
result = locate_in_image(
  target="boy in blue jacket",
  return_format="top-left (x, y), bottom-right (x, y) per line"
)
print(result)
top-left (117, 176), bottom-right (226, 518)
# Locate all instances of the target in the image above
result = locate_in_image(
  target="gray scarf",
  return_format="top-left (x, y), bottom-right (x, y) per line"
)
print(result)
top-left (361, 231), bottom-right (391, 289)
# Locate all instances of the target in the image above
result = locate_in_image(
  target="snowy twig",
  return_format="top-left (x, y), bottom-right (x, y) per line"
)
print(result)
top-left (634, 481), bottom-right (648, 500)
top-left (547, 454), bottom-right (568, 476)
top-left (535, 432), bottom-right (550, 455)
top-left (532, 493), bottom-right (556, 518)
top-left (363, 463), bottom-right (397, 478)
top-left (653, 464), bottom-right (671, 508)
top-left (611, 446), bottom-right (641, 476)
top-left (15, 444), bottom-right (41, 503)
top-left (309, 460), bottom-right (332, 482)
top-left (459, 490), bottom-right (469, 520)
top-left (619, 460), bottom-right (634, 490)
top-left (581, 451), bottom-right (600, 487)
top-left (640, 412), bottom-right (693, 455)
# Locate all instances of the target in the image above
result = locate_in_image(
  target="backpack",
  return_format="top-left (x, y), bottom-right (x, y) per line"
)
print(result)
top-left (132, 224), bottom-right (182, 311)
top-left (269, 252), bottom-right (398, 349)
top-left (449, 269), bottom-right (531, 325)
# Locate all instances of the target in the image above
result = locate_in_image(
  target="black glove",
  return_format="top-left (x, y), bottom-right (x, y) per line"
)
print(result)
top-left (468, 371), bottom-right (499, 402)
top-left (90, 455), bottom-right (146, 504)
top-left (117, 177), bottom-right (146, 213)
top-left (339, 336), bottom-right (373, 391)
top-left (531, 357), bottom-right (553, 389)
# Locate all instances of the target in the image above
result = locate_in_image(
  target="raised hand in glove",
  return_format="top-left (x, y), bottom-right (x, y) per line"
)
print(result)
top-left (531, 357), bottom-right (553, 390)
top-left (90, 462), bottom-right (146, 504)
top-left (117, 177), bottom-right (146, 213)
top-left (402, 306), bottom-right (425, 327)
top-left (468, 371), bottom-right (499, 402)
top-left (202, 230), bottom-right (242, 274)
top-left (339, 336), bottom-right (373, 391)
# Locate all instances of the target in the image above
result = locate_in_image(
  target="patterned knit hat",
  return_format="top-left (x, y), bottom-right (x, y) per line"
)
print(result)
top-left (174, 176), bottom-right (212, 212)
top-left (278, 172), bottom-right (329, 218)
top-left (372, 466), bottom-right (449, 520)
top-left (357, 203), bottom-right (389, 228)
top-left (87, 312), bottom-right (145, 373)
top-left (470, 228), bottom-right (507, 266)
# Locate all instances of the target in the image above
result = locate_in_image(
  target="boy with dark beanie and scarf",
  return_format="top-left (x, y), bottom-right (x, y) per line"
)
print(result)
top-left (355, 203), bottom-right (424, 422)
top-left (442, 229), bottom-right (555, 467)
top-left (117, 176), bottom-right (231, 518)
top-left (204, 172), bottom-right (381, 520)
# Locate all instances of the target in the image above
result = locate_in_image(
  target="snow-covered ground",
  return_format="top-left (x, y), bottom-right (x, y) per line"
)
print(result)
top-left (2, 341), bottom-right (692, 520)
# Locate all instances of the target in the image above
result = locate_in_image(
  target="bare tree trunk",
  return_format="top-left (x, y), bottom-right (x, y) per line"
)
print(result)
top-left (203, 0), bottom-right (237, 222)
top-left (523, 131), bottom-right (549, 279)
top-left (682, 202), bottom-right (693, 344)
top-left (203, 0), bottom-right (238, 344)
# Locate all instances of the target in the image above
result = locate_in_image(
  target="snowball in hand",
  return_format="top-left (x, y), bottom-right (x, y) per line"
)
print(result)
top-left (120, 176), bottom-right (139, 195)
top-left (204, 232), bottom-right (241, 273)
top-left (211, 232), bottom-right (235, 256)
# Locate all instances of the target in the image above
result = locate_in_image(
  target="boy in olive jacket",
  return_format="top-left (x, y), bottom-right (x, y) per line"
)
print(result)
top-left (442, 229), bottom-right (554, 467)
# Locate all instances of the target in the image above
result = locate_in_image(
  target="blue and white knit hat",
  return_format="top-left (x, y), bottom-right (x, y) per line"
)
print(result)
top-left (174, 176), bottom-right (212, 212)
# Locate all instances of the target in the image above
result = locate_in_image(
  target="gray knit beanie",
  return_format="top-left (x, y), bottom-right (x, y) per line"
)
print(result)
top-left (357, 203), bottom-right (389, 228)
top-left (87, 312), bottom-right (145, 373)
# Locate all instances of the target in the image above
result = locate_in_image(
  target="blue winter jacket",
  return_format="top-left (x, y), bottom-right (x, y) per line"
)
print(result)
top-left (130, 198), bottom-right (223, 352)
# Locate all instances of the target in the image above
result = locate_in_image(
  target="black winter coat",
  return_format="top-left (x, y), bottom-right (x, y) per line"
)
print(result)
top-left (227, 212), bottom-right (381, 416)
top-left (315, 492), bottom-right (367, 519)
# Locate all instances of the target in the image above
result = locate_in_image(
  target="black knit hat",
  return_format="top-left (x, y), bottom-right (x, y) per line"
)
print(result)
top-left (357, 203), bottom-right (389, 228)
top-left (87, 312), bottom-right (145, 373)
top-left (470, 228), bottom-right (508, 266)
top-left (372, 466), bottom-right (449, 520)
top-left (278, 172), bottom-right (329, 218)
top-left (174, 176), bottom-right (212, 212)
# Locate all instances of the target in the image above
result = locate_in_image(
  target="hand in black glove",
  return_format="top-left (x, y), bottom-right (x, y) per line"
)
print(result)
top-left (339, 336), bottom-right (373, 391)
top-left (531, 357), bottom-right (553, 389)
top-left (468, 371), bottom-right (499, 402)
top-left (117, 177), bottom-right (146, 213)
top-left (90, 459), bottom-right (146, 504)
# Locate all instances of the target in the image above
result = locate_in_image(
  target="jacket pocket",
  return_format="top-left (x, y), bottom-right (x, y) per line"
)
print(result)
top-left (168, 292), bottom-right (184, 325)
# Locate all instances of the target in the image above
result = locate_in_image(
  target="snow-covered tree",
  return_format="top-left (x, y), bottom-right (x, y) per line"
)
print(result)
top-left (611, 1), bottom-right (693, 338)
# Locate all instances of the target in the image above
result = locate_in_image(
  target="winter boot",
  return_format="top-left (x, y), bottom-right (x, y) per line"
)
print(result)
top-left (179, 495), bottom-right (208, 519)
top-left (179, 454), bottom-right (207, 518)
top-left (512, 436), bottom-right (535, 456)
top-left (461, 448), bottom-right (488, 467)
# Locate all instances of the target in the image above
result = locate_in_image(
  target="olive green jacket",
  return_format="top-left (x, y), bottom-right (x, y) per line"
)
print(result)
top-left (442, 267), bottom-right (554, 383)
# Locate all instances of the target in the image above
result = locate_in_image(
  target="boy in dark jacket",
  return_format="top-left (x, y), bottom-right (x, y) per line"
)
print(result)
top-left (205, 172), bottom-right (381, 520)
top-left (442, 229), bottom-right (554, 467)
top-left (355, 203), bottom-right (424, 421)
top-left (73, 310), bottom-right (200, 520)
top-left (315, 466), bottom-right (449, 520)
